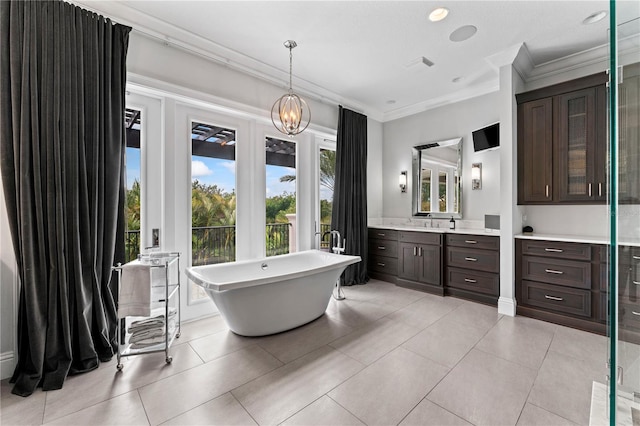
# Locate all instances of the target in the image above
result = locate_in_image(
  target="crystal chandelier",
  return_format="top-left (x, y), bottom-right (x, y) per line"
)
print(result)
top-left (271, 40), bottom-right (311, 136)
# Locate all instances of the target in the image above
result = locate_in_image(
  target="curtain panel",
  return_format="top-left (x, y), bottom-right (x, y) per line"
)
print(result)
top-left (331, 106), bottom-right (369, 285)
top-left (0, 0), bottom-right (130, 396)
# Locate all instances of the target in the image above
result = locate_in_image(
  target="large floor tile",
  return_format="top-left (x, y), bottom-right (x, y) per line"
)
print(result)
top-left (254, 314), bottom-right (353, 363)
top-left (329, 316), bottom-right (421, 365)
top-left (329, 347), bottom-right (449, 426)
top-left (162, 392), bottom-right (256, 425)
top-left (325, 298), bottom-right (397, 329)
top-left (362, 282), bottom-right (427, 309)
top-left (231, 345), bottom-right (363, 426)
top-left (475, 315), bottom-right (555, 369)
top-left (549, 325), bottom-right (608, 367)
top-left (516, 403), bottom-right (578, 426)
top-left (399, 399), bottom-right (472, 426)
top-left (428, 348), bottom-right (537, 426)
top-left (44, 390), bottom-right (149, 425)
top-left (178, 315), bottom-right (228, 343)
top-left (403, 316), bottom-right (487, 368)
top-left (43, 342), bottom-right (204, 423)
top-left (281, 395), bottom-right (364, 426)
top-left (139, 345), bottom-right (282, 425)
top-left (387, 294), bottom-right (463, 330)
top-left (441, 301), bottom-right (503, 332)
top-left (188, 329), bottom-right (254, 363)
top-left (527, 350), bottom-right (603, 425)
top-left (1, 379), bottom-right (47, 425)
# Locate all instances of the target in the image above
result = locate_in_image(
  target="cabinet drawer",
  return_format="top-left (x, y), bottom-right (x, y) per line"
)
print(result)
top-left (369, 239), bottom-right (398, 258)
top-left (399, 231), bottom-right (442, 246)
top-left (620, 245), bottom-right (640, 267)
top-left (620, 302), bottom-right (640, 332)
top-left (368, 255), bottom-right (398, 276)
top-left (599, 292), bottom-right (608, 322)
top-left (522, 256), bottom-right (591, 289)
top-left (368, 228), bottom-right (398, 241)
top-left (620, 264), bottom-right (640, 301)
top-left (447, 247), bottom-right (499, 273)
top-left (447, 267), bottom-right (499, 296)
top-left (521, 280), bottom-right (591, 318)
top-left (521, 240), bottom-right (591, 261)
top-left (447, 234), bottom-right (499, 251)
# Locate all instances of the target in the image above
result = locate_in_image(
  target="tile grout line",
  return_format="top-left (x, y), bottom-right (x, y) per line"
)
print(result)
top-left (137, 388), bottom-right (152, 426)
top-left (325, 393), bottom-right (369, 425)
top-left (229, 391), bottom-right (261, 426)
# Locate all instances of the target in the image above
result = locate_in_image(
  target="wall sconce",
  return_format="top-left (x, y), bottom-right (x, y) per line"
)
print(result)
top-left (399, 171), bottom-right (407, 193)
top-left (471, 163), bottom-right (482, 190)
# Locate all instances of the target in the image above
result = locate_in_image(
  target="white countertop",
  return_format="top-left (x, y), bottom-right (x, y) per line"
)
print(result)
top-left (515, 233), bottom-right (640, 247)
top-left (369, 224), bottom-right (500, 237)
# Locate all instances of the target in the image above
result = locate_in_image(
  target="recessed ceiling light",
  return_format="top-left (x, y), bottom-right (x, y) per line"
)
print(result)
top-left (386, 100), bottom-right (396, 105)
top-left (449, 25), bottom-right (477, 42)
top-left (583, 10), bottom-right (607, 25)
top-left (429, 7), bottom-right (449, 22)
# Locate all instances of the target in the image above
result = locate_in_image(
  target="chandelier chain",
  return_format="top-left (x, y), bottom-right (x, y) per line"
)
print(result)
top-left (289, 46), bottom-right (293, 93)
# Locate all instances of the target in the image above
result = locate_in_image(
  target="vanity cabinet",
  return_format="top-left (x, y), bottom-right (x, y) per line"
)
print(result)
top-left (516, 238), bottom-right (606, 335)
top-left (445, 234), bottom-right (500, 305)
top-left (397, 231), bottom-right (443, 295)
top-left (368, 228), bottom-right (399, 284)
top-left (517, 72), bottom-right (608, 205)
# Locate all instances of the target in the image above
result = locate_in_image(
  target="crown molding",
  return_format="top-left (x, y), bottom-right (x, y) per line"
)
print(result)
top-left (71, 0), bottom-right (384, 122)
top-left (382, 81), bottom-right (499, 122)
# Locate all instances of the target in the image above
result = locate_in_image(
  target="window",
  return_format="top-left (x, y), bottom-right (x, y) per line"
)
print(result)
top-left (125, 108), bottom-right (142, 262)
top-left (319, 148), bottom-right (335, 249)
top-left (265, 137), bottom-right (296, 256)
top-left (190, 121), bottom-right (237, 300)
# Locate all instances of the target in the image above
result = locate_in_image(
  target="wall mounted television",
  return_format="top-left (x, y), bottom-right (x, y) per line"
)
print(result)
top-left (472, 122), bottom-right (500, 152)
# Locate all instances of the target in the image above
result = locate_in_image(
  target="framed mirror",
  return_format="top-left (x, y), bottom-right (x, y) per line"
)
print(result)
top-left (412, 137), bottom-right (462, 218)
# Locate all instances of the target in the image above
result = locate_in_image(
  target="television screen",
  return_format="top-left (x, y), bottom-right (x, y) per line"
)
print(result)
top-left (472, 123), bottom-right (499, 152)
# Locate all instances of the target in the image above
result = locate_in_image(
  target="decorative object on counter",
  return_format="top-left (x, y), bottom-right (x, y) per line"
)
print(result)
top-left (271, 40), bottom-right (310, 136)
top-left (523, 225), bottom-right (534, 235)
top-left (449, 216), bottom-right (456, 229)
top-left (484, 214), bottom-right (500, 231)
top-left (471, 162), bottom-right (482, 190)
top-left (399, 170), bottom-right (407, 193)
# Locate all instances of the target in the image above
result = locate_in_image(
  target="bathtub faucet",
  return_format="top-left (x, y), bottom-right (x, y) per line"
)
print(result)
top-left (323, 230), bottom-right (345, 255)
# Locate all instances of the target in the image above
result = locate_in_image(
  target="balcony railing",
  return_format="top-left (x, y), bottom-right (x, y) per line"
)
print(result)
top-left (125, 222), bottom-right (332, 265)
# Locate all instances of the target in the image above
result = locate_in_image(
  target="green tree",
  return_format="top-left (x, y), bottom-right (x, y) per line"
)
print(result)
top-left (126, 179), bottom-right (141, 230)
top-left (265, 192), bottom-right (296, 223)
top-left (279, 149), bottom-right (335, 192)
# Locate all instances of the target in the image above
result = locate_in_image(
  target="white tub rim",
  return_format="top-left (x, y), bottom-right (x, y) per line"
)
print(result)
top-left (186, 249), bottom-right (360, 292)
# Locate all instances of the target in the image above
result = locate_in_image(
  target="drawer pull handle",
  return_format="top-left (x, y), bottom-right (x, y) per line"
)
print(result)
top-left (464, 278), bottom-right (477, 283)
top-left (633, 256), bottom-right (640, 260)
top-left (465, 240), bottom-right (477, 244)
top-left (545, 269), bottom-right (564, 275)
top-left (544, 295), bottom-right (564, 301)
top-left (377, 246), bottom-right (386, 250)
top-left (545, 248), bottom-right (564, 253)
top-left (634, 281), bottom-right (640, 286)
top-left (632, 311), bottom-right (640, 316)
top-left (418, 247), bottom-right (423, 257)
top-left (465, 257), bottom-right (478, 262)
top-left (413, 247), bottom-right (417, 256)
top-left (378, 233), bottom-right (386, 237)
top-left (377, 262), bottom-right (386, 267)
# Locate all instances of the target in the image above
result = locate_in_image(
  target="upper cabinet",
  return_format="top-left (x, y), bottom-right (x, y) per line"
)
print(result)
top-left (517, 73), bottom-right (608, 205)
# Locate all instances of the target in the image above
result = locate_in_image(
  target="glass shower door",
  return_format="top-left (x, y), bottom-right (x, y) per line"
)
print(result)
top-left (609, 1), bottom-right (640, 423)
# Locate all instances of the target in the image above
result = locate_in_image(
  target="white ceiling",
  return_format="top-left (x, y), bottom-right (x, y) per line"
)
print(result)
top-left (78, 1), bottom-right (640, 121)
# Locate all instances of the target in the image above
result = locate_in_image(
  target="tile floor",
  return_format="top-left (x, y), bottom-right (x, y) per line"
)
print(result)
top-left (1, 279), bottom-right (610, 426)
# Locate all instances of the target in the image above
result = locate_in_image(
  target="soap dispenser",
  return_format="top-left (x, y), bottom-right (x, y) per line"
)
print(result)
top-left (449, 216), bottom-right (455, 230)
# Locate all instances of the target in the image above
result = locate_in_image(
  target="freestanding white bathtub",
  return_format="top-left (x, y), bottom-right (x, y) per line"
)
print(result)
top-left (186, 250), bottom-right (361, 336)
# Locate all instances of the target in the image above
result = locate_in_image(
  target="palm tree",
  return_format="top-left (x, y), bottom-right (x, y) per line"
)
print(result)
top-left (279, 149), bottom-right (335, 191)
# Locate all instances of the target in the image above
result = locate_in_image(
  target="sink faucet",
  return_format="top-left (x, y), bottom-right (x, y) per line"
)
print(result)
top-left (425, 213), bottom-right (433, 228)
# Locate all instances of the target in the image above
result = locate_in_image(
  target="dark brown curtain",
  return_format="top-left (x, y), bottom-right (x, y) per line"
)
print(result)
top-left (0, 0), bottom-right (130, 396)
top-left (331, 106), bottom-right (368, 285)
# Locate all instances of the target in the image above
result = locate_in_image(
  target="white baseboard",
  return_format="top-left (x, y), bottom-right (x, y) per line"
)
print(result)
top-left (498, 297), bottom-right (516, 317)
top-left (0, 351), bottom-right (15, 380)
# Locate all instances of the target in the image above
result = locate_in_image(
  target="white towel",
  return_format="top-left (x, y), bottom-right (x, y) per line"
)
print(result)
top-left (118, 260), bottom-right (151, 317)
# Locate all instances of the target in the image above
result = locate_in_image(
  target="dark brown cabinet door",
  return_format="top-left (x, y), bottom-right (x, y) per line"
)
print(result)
top-left (518, 98), bottom-right (553, 204)
top-left (618, 64), bottom-right (640, 204)
top-left (398, 242), bottom-right (418, 281)
top-left (417, 244), bottom-right (441, 286)
top-left (556, 87), bottom-right (600, 202)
